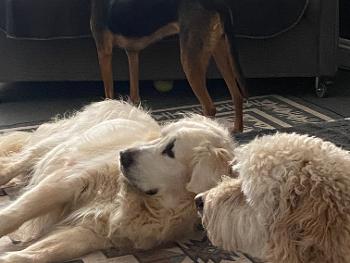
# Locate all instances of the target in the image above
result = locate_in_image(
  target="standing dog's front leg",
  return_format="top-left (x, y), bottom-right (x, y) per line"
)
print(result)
top-left (94, 31), bottom-right (115, 99)
top-left (0, 227), bottom-right (111, 263)
top-left (0, 172), bottom-right (82, 238)
top-left (98, 48), bottom-right (114, 99)
top-left (126, 50), bottom-right (141, 104)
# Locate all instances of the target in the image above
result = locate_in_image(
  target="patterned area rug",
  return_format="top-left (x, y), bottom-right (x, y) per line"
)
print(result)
top-left (152, 95), bottom-right (337, 132)
top-left (0, 95), bottom-right (343, 263)
top-left (0, 95), bottom-right (338, 133)
top-left (235, 118), bottom-right (350, 148)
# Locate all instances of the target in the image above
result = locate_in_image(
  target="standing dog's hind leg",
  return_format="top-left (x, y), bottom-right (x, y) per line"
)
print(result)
top-left (0, 227), bottom-right (111, 263)
top-left (212, 36), bottom-right (244, 132)
top-left (180, 37), bottom-right (215, 117)
top-left (126, 50), bottom-right (141, 104)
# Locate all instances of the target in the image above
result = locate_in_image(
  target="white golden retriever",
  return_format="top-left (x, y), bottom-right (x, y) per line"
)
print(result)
top-left (196, 133), bottom-right (350, 263)
top-left (0, 100), bottom-right (236, 263)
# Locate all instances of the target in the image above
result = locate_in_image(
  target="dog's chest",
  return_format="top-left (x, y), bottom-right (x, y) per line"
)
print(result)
top-left (107, 0), bottom-right (179, 37)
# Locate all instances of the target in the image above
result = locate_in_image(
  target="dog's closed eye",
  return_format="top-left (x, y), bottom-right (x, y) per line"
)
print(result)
top-left (162, 139), bottom-right (175, 158)
top-left (145, 189), bottom-right (158, 195)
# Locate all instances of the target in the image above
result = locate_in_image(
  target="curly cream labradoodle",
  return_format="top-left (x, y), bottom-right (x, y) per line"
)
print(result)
top-left (0, 100), bottom-right (236, 263)
top-left (196, 133), bottom-right (350, 263)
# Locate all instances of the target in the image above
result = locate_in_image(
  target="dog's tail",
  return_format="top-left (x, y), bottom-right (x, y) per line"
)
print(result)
top-left (198, 0), bottom-right (248, 98)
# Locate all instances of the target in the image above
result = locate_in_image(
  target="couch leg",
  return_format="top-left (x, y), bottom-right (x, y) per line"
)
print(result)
top-left (315, 76), bottom-right (334, 98)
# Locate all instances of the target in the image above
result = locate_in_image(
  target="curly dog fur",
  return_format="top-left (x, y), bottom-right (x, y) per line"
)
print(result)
top-left (197, 133), bottom-right (350, 263)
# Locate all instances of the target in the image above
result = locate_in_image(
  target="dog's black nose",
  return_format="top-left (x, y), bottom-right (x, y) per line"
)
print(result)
top-left (195, 194), bottom-right (204, 213)
top-left (120, 150), bottom-right (134, 170)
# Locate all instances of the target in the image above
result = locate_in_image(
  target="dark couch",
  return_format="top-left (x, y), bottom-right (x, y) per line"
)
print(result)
top-left (0, 0), bottom-right (339, 95)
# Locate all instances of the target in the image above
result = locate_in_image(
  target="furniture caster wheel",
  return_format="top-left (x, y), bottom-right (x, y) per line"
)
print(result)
top-left (315, 77), bottom-right (333, 98)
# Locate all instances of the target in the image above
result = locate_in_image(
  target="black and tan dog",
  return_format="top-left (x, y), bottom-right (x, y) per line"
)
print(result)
top-left (91, 0), bottom-right (247, 132)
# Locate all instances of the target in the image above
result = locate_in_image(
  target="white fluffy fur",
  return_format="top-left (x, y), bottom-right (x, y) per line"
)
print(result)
top-left (199, 133), bottom-right (350, 263)
top-left (0, 100), bottom-right (236, 263)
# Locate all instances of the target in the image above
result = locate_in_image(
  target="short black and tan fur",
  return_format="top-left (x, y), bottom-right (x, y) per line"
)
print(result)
top-left (90, 0), bottom-right (247, 132)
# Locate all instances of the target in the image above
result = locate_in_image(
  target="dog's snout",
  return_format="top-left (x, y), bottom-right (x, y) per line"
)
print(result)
top-left (195, 194), bottom-right (204, 213)
top-left (120, 150), bottom-right (134, 170)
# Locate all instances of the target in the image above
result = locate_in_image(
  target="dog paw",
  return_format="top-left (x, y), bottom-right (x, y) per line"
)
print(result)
top-left (230, 125), bottom-right (243, 134)
top-left (0, 256), bottom-right (10, 263)
top-left (0, 214), bottom-right (17, 238)
top-left (203, 107), bottom-right (217, 118)
top-left (0, 176), bottom-right (11, 187)
top-left (0, 253), bottom-right (15, 263)
top-left (0, 163), bottom-right (9, 186)
top-left (0, 253), bottom-right (31, 263)
top-left (0, 163), bottom-right (14, 187)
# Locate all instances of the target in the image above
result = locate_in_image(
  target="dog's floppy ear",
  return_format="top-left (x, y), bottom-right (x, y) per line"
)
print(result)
top-left (266, 164), bottom-right (348, 262)
top-left (186, 142), bottom-right (233, 194)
